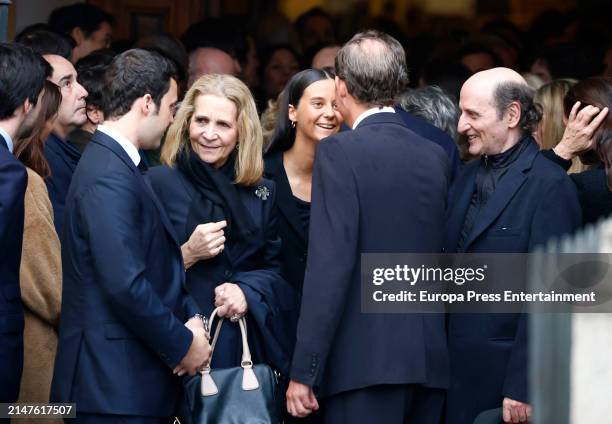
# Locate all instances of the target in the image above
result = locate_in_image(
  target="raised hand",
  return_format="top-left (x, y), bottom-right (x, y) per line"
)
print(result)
top-left (181, 220), bottom-right (227, 269)
top-left (554, 101), bottom-right (609, 160)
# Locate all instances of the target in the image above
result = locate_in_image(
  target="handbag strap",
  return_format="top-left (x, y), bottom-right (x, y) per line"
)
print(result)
top-left (204, 308), bottom-right (253, 370)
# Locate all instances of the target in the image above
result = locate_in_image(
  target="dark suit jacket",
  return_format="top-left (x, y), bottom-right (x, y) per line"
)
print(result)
top-left (44, 132), bottom-right (81, 236)
top-left (149, 166), bottom-right (298, 375)
top-left (290, 112), bottom-right (450, 397)
top-left (444, 138), bottom-right (581, 424)
top-left (50, 131), bottom-right (200, 416)
top-left (395, 106), bottom-right (462, 181)
top-left (263, 152), bottom-right (309, 293)
top-left (0, 134), bottom-right (27, 402)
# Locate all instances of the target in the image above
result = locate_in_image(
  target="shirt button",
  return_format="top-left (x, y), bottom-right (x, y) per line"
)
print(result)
top-left (224, 270), bottom-right (232, 279)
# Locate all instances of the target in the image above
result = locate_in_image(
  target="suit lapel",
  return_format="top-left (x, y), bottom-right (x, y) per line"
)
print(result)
top-left (462, 140), bottom-right (539, 250)
top-left (91, 131), bottom-right (181, 247)
top-left (0, 134), bottom-right (8, 151)
top-left (265, 153), bottom-right (308, 246)
top-left (140, 170), bottom-right (181, 247)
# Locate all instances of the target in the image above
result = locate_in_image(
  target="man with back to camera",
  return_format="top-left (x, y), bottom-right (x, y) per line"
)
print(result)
top-left (50, 49), bottom-right (211, 423)
top-left (286, 30), bottom-right (450, 424)
top-left (0, 42), bottom-right (50, 409)
top-left (444, 67), bottom-right (581, 424)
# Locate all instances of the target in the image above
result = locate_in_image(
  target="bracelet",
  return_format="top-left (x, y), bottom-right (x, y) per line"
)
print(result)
top-left (190, 313), bottom-right (209, 333)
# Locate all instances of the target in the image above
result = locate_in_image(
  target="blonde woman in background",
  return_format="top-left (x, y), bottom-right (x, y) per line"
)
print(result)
top-left (535, 78), bottom-right (587, 173)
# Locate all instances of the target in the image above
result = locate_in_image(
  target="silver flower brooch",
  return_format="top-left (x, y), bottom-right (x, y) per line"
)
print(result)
top-left (255, 185), bottom-right (270, 200)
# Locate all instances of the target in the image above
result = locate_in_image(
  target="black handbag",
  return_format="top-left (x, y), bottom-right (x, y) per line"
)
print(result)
top-left (180, 308), bottom-right (282, 424)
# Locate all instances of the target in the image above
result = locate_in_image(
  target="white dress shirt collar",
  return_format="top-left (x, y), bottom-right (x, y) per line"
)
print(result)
top-left (97, 124), bottom-right (141, 166)
top-left (352, 106), bottom-right (396, 130)
top-left (0, 126), bottom-right (14, 153)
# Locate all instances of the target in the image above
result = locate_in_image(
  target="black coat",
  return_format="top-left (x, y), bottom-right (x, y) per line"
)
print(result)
top-left (263, 152), bottom-right (309, 293)
top-left (290, 112), bottom-right (450, 397)
top-left (51, 131), bottom-right (199, 416)
top-left (570, 166), bottom-right (612, 226)
top-left (542, 150), bottom-right (612, 226)
top-left (444, 138), bottom-right (581, 424)
top-left (0, 134), bottom-right (27, 402)
top-left (149, 165), bottom-right (298, 374)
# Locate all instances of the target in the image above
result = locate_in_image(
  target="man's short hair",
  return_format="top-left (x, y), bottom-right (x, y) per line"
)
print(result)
top-left (15, 26), bottom-right (74, 59)
top-left (493, 81), bottom-right (542, 137)
top-left (335, 30), bottom-right (409, 106)
top-left (0, 43), bottom-right (52, 120)
top-left (49, 3), bottom-right (114, 38)
top-left (103, 49), bottom-right (176, 119)
top-left (75, 49), bottom-right (116, 110)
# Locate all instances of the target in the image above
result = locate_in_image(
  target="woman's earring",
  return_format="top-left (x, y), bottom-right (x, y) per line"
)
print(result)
top-left (291, 120), bottom-right (296, 128)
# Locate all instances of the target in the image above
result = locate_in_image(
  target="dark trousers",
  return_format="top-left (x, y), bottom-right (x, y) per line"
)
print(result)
top-left (0, 331), bottom-right (23, 403)
top-left (324, 384), bottom-right (445, 424)
top-left (75, 414), bottom-right (173, 424)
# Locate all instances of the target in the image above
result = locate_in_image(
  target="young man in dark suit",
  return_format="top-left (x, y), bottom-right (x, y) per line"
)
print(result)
top-left (286, 31), bottom-right (450, 424)
top-left (444, 68), bottom-right (581, 424)
top-left (50, 49), bottom-right (211, 423)
top-left (0, 42), bottom-right (49, 406)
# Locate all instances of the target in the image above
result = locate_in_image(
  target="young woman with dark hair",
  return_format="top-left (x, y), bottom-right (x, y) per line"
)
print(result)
top-left (264, 68), bottom-right (341, 293)
top-left (13, 81), bottom-right (63, 408)
top-left (264, 67), bottom-right (341, 424)
top-left (15, 81), bottom-right (62, 178)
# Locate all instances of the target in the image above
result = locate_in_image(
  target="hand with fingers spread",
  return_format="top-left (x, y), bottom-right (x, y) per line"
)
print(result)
top-left (214, 282), bottom-right (248, 320)
top-left (173, 327), bottom-right (211, 377)
top-left (554, 101), bottom-right (609, 160)
top-left (286, 380), bottom-right (319, 418)
top-left (181, 220), bottom-right (227, 269)
top-left (502, 397), bottom-right (532, 423)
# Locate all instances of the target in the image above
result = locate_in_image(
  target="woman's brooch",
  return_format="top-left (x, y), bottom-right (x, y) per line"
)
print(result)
top-left (255, 185), bottom-right (270, 200)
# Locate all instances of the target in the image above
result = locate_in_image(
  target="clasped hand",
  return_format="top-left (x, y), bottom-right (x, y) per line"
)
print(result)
top-left (286, 380), bottom-right (319, 417)
top-left (173, 317), bottom-right (212, 377)
top-left (502, 397), bottom-right (532, 423)
top-left (214, 282), bottom-right (248, 319)
top-left (182, 220), bottom-right (227, 269)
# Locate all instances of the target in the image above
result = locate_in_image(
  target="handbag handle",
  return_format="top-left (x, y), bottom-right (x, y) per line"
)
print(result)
top-left (200, 307), bottom-right (260, 396)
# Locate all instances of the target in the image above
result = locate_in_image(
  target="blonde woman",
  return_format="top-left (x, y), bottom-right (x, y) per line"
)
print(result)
top-left (535, 78), bottom-right (587, 173)
top-left (149, 74), bottom-right (297, 373)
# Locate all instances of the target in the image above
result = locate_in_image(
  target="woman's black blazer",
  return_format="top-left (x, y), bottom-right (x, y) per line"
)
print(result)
top-left (264, 152), bottom-right (309, 293)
